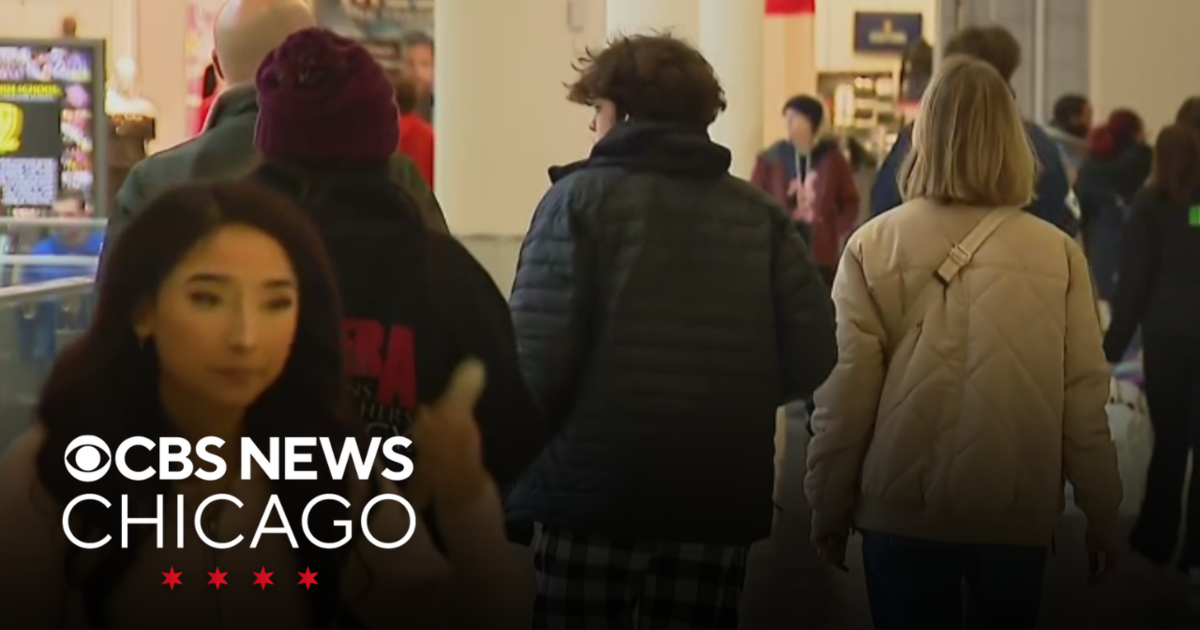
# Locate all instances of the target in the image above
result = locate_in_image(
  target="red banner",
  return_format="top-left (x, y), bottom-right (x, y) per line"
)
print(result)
top-left (766, 0), bottom-right (815, 15)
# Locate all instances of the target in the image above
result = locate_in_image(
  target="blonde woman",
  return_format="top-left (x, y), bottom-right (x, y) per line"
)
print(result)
top-left (804, 55), bottom-right (1124, 629)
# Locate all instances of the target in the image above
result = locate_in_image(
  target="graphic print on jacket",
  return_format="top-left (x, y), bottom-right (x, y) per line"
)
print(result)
top-left (245, 163), bottom-right (548, 495)
top-left (344, 318), bottom-right (417, 438)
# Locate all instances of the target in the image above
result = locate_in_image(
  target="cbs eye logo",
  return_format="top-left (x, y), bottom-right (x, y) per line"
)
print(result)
top-left (64, 435), bottom-right (112, 482)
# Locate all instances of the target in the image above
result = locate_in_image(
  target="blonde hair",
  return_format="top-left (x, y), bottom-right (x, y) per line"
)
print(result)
top-left (900, 55), bottom-right (1037, 208)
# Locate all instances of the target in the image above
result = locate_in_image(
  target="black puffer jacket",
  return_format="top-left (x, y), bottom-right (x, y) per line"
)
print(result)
top-left (505, 122), bottom-right (837, 545)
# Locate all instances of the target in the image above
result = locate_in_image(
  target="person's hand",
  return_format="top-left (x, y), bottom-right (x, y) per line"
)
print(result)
top-left (1085, 527), bottom-right (1120, 587)
top-left (811, 528), bottom-right (850, 572)
top-left (410, 359), bottom-right (491, 511)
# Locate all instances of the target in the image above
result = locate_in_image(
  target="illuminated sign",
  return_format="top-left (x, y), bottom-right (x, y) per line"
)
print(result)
top-left (0, 102), bottom-right (23, 153)
top-left (0, 40), bottom-right (105, 212)
top-left (854, 12), bottom-right (924, 54)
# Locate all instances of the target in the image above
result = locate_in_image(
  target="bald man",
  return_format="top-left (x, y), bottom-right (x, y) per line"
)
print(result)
top-left (105, 0), bottom-right (445, 270)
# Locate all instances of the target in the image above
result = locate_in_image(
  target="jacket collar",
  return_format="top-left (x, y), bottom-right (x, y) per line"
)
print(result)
top-left (202, 85), bottom-right (259, 132)
top-left (550, 121), bottom-right (731, 183)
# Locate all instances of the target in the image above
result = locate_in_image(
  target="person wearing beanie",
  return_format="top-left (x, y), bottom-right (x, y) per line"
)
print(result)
top-left (751, 94), bottom-right (860, 287)
top-left (102, 0), bottom-right (445, 282)
top-left (247, 28), bottom-right (545, 628)
top-left (254, 27), bottom-right (403, 163)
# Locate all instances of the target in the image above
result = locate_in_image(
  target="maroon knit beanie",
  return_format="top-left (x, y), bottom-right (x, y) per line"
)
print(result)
top-left (254, 28), bottom-right (398, 162)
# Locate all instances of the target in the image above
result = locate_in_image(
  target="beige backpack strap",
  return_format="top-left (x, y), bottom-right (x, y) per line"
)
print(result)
top-left (900, 208), bottom-right (1019, 336)
top-left (934, 208), bottom-right (1018, 284)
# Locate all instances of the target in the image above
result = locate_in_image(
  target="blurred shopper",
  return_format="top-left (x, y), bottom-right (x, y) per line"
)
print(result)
top-left (105, 0), bottom-right (445, 271)
top-left (507, 34), bottom-right (837, 629)
top-left (22, 191), bottom-right (103, 284)
top-left (389, 66), bottom-right (434, 189)
top-left (870, 26), bottom-right (1075, 236)
top-left (247, 29), bottom-right (544, 525)
top-left (1103, 123), bottom-right (1200, 587)
top-left (402, 30), bottom-right (435, 122)
top-left (1076, 109), bottom-right (1152, 301)
top-left (1176, 96), bottom-right (1200, 135)
top-left (18, 191), bottom-right (103, 380)
top-left (1046, 93), bottom-right (1092, 180)
top-left (847, 136), bottom-right (878, 225)
top-left (0, 182), bottom-right (525, 628)
top-left (751, 95), bottom-right (859, 287)
top-left (806, 56), bottom-right (1122, 629)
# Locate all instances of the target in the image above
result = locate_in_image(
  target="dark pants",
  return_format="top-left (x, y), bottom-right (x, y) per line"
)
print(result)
top-left (1132, 335), bottom-right (1200, 570)
top-left (861, 530), bottom-right (1048, 630)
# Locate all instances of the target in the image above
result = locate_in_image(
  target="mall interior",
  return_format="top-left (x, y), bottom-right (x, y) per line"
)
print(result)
top-left (0, 0), bottom-right (1197, 627)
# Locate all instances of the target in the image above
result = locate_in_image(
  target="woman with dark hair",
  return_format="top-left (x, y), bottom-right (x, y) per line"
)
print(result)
top-left (1104, 124), bottom-right (1200, 588)
top-left (1075, 108), bottom-right (1152, 300)
top-left (1176, 96), bottom-right (1200, 135)
top-left (0, 181), bottom-right (525, 627)
top-left (245, 29), bottom-right (545, 528)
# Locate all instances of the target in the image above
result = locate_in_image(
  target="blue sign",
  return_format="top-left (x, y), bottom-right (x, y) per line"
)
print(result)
top-left (854, 12), bottom-right (924, 54)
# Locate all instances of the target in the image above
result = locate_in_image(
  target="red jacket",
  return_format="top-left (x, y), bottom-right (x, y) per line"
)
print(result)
top-left (398, 112), bottom-right (434, 189)
top-left (751, 138), bottom-right (859, 271)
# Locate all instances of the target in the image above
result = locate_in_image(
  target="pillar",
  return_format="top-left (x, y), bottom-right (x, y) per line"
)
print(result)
top-left (110, 0), bottom-right (138, 76)
top-left (700, 0), bottom-right (764, 179)
top-left (762, 0), bottom-right (817, 147)
top-left (606, 0), bottom-right (699, 43)
top-left (435, 0), bottom-right (591, 236)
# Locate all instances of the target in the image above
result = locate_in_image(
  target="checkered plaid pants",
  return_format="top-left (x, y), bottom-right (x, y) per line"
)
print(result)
top-left (532, 525), bottom-right (748, 629)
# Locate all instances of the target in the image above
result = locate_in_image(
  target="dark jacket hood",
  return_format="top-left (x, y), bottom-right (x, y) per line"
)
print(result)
top-left (549, 122), bottom-right (731, 183)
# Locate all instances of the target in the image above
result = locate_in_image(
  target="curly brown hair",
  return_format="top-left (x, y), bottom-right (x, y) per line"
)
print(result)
top-left (944, 25), bottom-right (1021, 83)
top-left (567, 34), bottom-right (727, 129)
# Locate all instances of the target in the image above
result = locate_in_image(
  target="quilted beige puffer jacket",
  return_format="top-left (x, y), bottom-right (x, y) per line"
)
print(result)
top-left (805, 198), bottom-right (1123, 546)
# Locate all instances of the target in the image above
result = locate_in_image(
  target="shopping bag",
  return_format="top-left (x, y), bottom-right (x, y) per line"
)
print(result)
top-left (1106, 377), bottom-right (1152, 514)
top-left (1064, 377), bottom-right (1152, 515)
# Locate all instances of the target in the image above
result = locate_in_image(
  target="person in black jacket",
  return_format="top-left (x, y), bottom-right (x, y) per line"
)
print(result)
top-left (506, 34), bottom-right (838, 629)
top-left (1076, 108), bottom-right (1152, 301)
top-left (1103, 123), bottom-right (1200, 586)
top-left (246, 29), bottom-right (546, 497)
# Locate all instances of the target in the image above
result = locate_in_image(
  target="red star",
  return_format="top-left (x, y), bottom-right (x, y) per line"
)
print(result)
top-left (207, 567), bottom-right (228, 590)
top-left (252, 566), bottom-right (274, 590)
top-left (297, 567), bottom-right (319, 590)
top-left (161, 567), bottom-right (183, 590)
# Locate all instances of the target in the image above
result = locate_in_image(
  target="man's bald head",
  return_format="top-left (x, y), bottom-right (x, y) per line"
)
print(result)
top-left (214, 0), bottom-right (315, 86)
